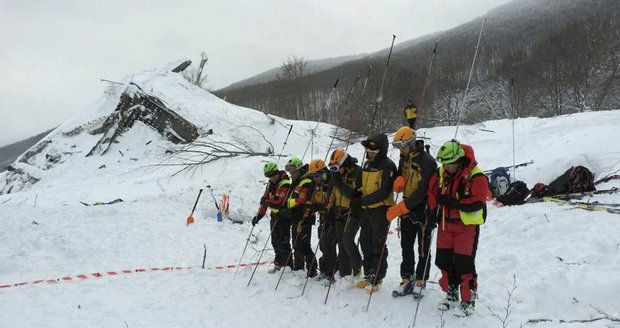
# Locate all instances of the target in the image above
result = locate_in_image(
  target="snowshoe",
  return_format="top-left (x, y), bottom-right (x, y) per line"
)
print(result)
top-left (355, 275), bottom-right (372, 289)
top-left (453, 301), bottom-right (475, 317)
top-left (392, 277), bottom-right (413, 297)
top-left (365, 281), bottom-right (381, 293)
top-left (321, 276), bottom-right (335, 287)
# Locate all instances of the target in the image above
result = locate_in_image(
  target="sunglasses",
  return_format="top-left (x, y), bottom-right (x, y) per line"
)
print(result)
top-left (310, 172), bottom-right (322, 178)
top-left (362, 140), bottom-right (379, 151)
top-left (328, 164), bottom-right (341, 172)
top-left (391, 140), bottom-right (413, 149)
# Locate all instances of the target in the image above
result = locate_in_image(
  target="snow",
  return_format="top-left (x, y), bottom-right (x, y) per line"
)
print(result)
top-left (1, 69), bottom-right (620, 327)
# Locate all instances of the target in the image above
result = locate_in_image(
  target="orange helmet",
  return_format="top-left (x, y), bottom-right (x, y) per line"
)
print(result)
top-left (329, 149), bottom-right (349, 171)
top-left (308, 159), bottom-right (326, 174)
top-left (392, 126), bottom-right (416, 149)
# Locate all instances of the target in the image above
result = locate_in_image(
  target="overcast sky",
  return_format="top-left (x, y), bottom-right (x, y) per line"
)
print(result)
top-left (0, 0), bottom-right (513, 146)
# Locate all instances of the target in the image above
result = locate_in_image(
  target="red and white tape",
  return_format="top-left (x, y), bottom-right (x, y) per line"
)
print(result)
top-left (0, 261), bottom-right (272, 290)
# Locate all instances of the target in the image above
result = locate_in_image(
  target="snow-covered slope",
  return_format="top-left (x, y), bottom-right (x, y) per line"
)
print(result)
top-left (1, 69), bottom-right (619, 327)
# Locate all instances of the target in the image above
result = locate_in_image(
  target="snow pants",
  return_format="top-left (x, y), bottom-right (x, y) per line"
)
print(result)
top-left (359, 206), bottom-right (390, 282)
top-left (270, 213), bottom-right (291, 267)
top-left (291, 216), bottom-right (317, 276)
top-left (435, 220), bottom-right (479, 302)
top-left (399, 213), bottom-right (433, 281)
top-left (337, 209), bottom-right (362, 277)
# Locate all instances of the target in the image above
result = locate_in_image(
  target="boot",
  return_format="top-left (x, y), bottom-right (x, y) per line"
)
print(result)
top-left (455, 301), bottom-right (475, 317)
top-left (267, 265), bottom-right (281, 274)
top-left (392, 276), bottom-right (413, 297)
top-left (437, 285), bottom-right (460, 311)
top-left (412, 279), bottom-right (426, 299)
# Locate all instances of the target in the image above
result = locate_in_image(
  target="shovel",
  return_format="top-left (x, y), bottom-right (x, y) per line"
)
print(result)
top-left (186, 189), bottom-right (203, 226)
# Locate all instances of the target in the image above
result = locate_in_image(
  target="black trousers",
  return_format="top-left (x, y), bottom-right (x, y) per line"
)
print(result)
top-left (359, 206), bottom-right (390, 282)
top-left (270, 213), bottom-right (291, 267)
top-left (407, 118), bottom-right (416, 129)
top-left (337, 209), bottom-right (362, 277)
top-left (291, 216), bottom-right (317, 275)
top-left (399, 214), bottom-right (433, 280)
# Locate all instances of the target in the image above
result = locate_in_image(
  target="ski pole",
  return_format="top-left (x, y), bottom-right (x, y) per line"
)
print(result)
top-left (365, 193), bottom-right (400, 313)
top-left (233, 225), bottom-right (256, 280)
top-left (368, 34), bottom-right (396, 134)
top-left (418, 41), bottom-right (439, 112)
top-left (247, 215), bottom-right (280, 287)
top-left (411, 228), bottom-right (436, 327)
top-left (454, 18), bottom-right (486, 138)
top-left (323, 76), bottom-right (361, 163)
top-left (276, 124), bottom-right (293, 165)
top-left (300, 222), bottom-right (330, 296)
top-left (301, 79), bottom-right (339, 161)
top-left (275, 221), bottom-right (304, 291)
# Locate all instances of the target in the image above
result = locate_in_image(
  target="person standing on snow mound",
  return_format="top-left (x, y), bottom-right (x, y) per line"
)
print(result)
top-left (327, 149), bottom-right (363, 281)
top-left (385, 126), bottom-right (437, 298)
top-left (427, 140), bottom-right (490, 317)
top-left (403, 99), bottom-right (418, 129)
top-left (279, 157), bottom-right (318, 277)
top-left (353, 133), bottom-right (397, 292)
top-left (252, 161), bottom-right (292, 273)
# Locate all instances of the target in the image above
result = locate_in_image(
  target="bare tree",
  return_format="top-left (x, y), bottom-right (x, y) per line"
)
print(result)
top-left (278, 55), bottom-right (308, 120)
top-left (182, 52), bottom-right (209, 90)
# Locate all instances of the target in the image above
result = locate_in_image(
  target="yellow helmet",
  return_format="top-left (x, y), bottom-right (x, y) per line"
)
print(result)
top-left (392, 126), bottom-right (416, 149)
top-left (308, 159), bottom-right (326, 174)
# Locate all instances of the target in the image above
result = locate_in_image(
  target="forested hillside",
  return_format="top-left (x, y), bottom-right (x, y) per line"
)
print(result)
top-left (217, 0), bottom-right (620, 133)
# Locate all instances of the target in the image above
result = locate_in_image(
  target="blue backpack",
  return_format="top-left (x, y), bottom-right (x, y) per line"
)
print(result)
top-left (489, 167), bottom-right (511, 198)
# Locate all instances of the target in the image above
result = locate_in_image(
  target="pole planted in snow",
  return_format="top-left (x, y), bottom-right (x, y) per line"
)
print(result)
top-left (454, 18), bottom-right (486, 139)
top-left (368, 34), bottom-right (397, 134)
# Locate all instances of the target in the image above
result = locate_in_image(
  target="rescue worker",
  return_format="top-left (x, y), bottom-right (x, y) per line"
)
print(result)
top-left (281, 157), bottom-right (318, 277)
top-left (308, 159), bottom-right (335, 284)
top-left (427, 140), bottom-right (489, 316)
top-left (385, 127), bottom-right (437, 298)
top-left (252, 161), bottom-right (292, 273)
top-left (353, 133), bottom-right (397, 292)
top-left (327, 149), bottom-right (363, 280)
top-left (403, 99), bottom-right (418, 129)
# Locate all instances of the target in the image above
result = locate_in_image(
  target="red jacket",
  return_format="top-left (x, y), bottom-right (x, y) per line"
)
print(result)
top-left (427, 144), bottom-right (489, 221)
top-left (257, 171), bottom-right (291, 218)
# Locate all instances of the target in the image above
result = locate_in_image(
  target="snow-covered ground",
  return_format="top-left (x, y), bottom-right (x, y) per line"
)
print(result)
top-left (1, 70), bottom-right (619, 327)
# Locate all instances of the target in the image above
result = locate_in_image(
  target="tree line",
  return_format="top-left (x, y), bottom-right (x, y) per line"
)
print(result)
top-left (216, 0), bottom-right (620, 133)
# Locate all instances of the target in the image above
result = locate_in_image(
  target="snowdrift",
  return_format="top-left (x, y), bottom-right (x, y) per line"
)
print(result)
top-left (1, 66), bottom-right (619, 327)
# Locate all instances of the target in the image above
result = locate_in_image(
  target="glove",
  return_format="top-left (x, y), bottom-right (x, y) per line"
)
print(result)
top-left (296, 220), bottom-right (305, 233)
top-left (251, 215), bottom-right (262, 226)
top-left (386, 201), bottom-right (410, 222)
top-left (349, 197), bottom-right (362, 212)
top-left (436, 195), bottom-right (461, 209)
top-left (393, 176), bottom-right (406, 193)
top-left (425, 209), bottom-right (438, 229)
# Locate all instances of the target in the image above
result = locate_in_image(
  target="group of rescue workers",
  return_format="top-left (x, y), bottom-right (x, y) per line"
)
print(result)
top-left (252, 109), bottom-right (489, 316)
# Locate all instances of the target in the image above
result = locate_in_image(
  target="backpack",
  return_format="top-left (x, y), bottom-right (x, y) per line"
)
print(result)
top-left (547, 166), bottom-right (595, 194)
top-left (496, 181), bottom-right (530, 206)
top-left (488, 167), bottom-right (511, 198)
